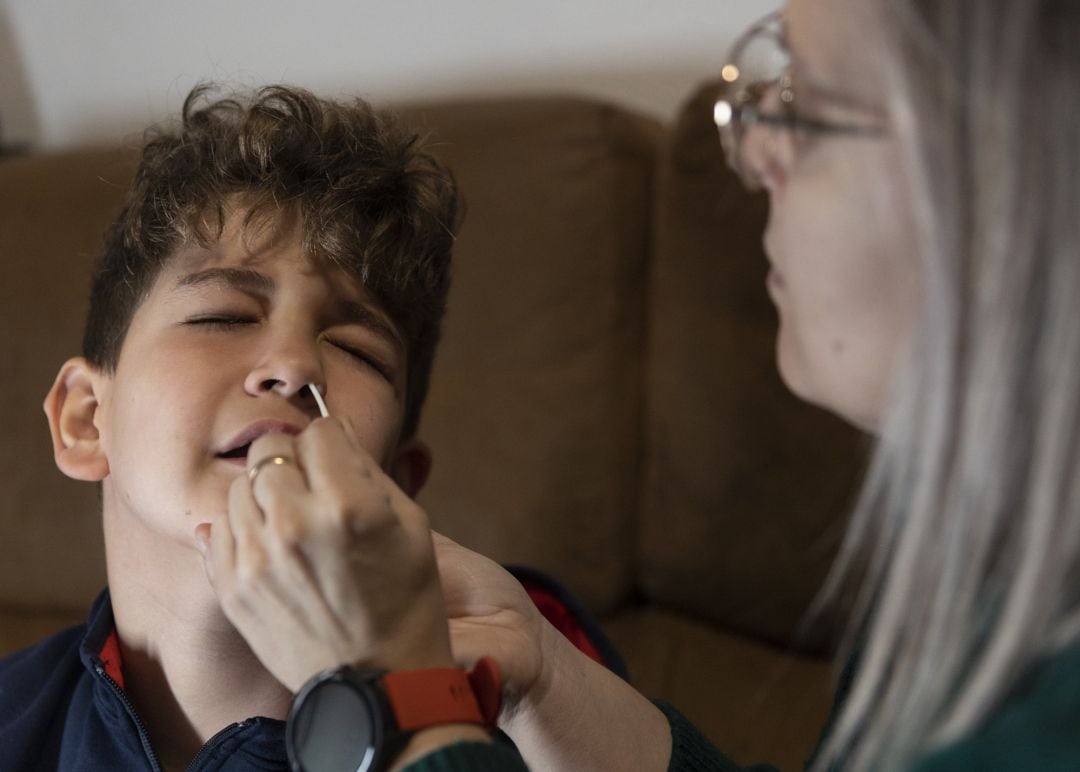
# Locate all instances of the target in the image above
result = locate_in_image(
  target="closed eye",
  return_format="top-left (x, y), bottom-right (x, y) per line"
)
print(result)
top-left (327, 338), bottom-right (393, 381)
top-left (185, 315), bottom-right (258, 329)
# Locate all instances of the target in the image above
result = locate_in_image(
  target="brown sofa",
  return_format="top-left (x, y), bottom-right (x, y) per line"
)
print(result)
top-left (0, 81), bottom-right (866, 770)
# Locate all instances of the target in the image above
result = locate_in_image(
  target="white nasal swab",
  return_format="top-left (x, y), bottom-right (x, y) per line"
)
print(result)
top-left (308, 383), bottom-right (330, 418)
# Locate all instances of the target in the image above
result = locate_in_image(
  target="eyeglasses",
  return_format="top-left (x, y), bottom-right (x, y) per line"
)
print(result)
top-left (713, 10), bottom-right (885, 187)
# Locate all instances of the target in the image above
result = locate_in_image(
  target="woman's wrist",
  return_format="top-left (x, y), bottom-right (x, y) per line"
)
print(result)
top-left (499, 616), bottom-right (564, 731)
top-left (500, 618), bottom-right (671, 772)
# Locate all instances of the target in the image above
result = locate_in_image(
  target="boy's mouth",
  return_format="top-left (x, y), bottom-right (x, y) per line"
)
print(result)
top-left (218, 443), bottom-right (251, 460)
top-left (217, 420), bottom-right (303, 465)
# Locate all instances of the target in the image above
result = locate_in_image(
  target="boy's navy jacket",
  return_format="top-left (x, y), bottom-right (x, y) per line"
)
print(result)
top-left (0, 591), bottom-right (287, 771)
top-left (0, 570), bottom-right (624, 770)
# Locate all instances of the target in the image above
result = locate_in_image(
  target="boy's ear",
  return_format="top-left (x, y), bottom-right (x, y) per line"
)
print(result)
top-left (43, 357), bottom-right (110, 482)
top-left (390, 438), bottom-right (432, 498)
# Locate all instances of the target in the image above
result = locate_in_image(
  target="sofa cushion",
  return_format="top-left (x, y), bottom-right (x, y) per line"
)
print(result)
top-left (400, 99), bottom-right (660, 613)
top-left (602, 605), bottom-right (835, 771)
top-left (0, 149), bottom-right (132, 613)
top-left (639, 80), bottom-right (868, 651)
top-left (0, 608), bottom-right (86, 658)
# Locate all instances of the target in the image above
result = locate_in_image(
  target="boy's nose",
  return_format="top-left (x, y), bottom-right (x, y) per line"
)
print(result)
top-left (244, 335), bottom-right (325, 403)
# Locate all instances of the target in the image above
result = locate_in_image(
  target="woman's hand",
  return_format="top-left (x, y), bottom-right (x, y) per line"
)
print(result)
top-left (433, 534), bottom-right (672, 771)
top-left (432, 532), bottom-right (549, 717)
top-left (194, 417), bottom-right (669, 770)
top-left (195, 417), bottom-right (453, 693)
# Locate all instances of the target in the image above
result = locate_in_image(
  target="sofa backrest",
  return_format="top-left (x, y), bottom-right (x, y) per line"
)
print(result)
top-left (404, 99), bottom-right (660, 614)
top-left (640, 81), bottom-right (867, 651)
top-left (1, 149), bottom-right (130, 613)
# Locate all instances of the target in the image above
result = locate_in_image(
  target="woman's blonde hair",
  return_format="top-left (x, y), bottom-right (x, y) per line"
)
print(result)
top-left (813, 1), bottom-right (1080, 768)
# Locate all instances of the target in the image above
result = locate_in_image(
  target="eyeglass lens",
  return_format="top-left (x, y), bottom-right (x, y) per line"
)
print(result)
top-left (716, 15), bottom-right (791, 184)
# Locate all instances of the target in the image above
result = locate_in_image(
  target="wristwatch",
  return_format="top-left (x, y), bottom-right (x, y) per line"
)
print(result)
top-left (286, 658), bottom-right (501, 772)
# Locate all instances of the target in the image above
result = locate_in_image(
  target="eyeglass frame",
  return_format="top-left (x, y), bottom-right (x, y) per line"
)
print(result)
top-left (713, 10), bottom-right (886, 183)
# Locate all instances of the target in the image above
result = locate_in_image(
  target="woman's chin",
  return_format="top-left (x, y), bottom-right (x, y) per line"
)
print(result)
top-left (774, 333), bottom-right (811, 401)
top-left (775, 338), bottom-right (878, 433)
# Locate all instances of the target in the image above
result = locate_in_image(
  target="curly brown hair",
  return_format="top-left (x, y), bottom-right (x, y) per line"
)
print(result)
top-left (82, 84), bottom-right (460, 440)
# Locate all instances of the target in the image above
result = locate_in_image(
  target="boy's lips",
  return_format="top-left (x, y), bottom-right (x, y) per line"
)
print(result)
top-left (216, 419), bottom-right (303, 463)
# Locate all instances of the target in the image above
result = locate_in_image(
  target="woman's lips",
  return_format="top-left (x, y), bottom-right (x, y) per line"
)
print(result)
top-left (762, 231), bottom-right (784, 293)
top-left (767, 266), bottom-right (786, 293)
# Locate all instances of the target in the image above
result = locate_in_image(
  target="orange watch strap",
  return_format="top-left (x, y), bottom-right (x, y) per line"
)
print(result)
top-left (382, 657), bottom-right (501, 732)
top-left (467, 656), bottom-right (502, 730)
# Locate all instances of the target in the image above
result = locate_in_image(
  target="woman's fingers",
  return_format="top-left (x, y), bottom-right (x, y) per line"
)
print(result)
top-left (194, 480), bottom-right (240, 607)
top-left (299, 418), bottom-right (402, 535)
top-left (246, 433), bottom-right (307, 516)
top-left (195, 420), bottom-right (456, 688)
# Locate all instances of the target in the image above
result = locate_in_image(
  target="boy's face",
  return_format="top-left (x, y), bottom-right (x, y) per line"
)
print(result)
top-left (89, 210), bottom-right (416, 548)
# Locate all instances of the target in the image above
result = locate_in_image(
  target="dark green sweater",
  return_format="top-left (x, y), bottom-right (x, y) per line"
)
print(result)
top-left (664, 638), bottom-right (1080, 771)
top-left (403, 640), bottom-right (1080, 771)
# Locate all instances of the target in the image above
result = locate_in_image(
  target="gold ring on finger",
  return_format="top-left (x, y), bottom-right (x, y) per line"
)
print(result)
top-left (248, 455), bottom-right (296, 484)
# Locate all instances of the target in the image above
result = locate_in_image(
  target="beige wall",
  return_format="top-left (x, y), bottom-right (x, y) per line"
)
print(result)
top-left (0, 0), bottom-right (772, 150)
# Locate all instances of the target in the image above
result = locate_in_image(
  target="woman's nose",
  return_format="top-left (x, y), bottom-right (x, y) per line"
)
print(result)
top-left (736, 85), bottom-right (789, 192)
top-left (737, 117), bottom-right (776, 190)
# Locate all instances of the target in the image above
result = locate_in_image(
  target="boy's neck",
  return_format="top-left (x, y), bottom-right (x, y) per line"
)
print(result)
top-left (104, 511), bottom-right (292, 768)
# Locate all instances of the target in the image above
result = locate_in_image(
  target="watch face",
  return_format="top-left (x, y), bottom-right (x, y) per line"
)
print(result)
top-left (290, 679), bottom-right (380, 772)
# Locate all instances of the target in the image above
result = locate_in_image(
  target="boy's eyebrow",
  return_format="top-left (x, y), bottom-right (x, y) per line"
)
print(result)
top-left (176, 267), bottom-right (275, 295)
top-left (175, 266), bottom-right (405, 354)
